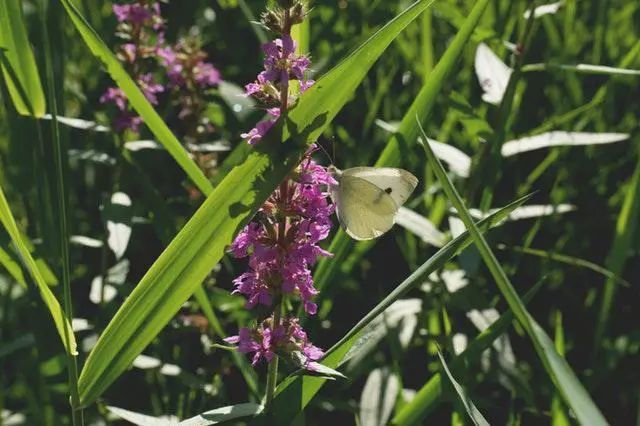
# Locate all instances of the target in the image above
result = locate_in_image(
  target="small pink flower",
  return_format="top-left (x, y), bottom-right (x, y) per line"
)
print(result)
top-left (241, 119), bottom-right (276, 145)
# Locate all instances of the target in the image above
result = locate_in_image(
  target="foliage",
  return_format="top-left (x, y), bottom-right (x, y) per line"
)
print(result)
top-left (0, 0), bottom-right (638, 425)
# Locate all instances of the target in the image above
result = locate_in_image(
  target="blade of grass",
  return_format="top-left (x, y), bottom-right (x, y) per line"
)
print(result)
top-left (260, 193), bottom-right (533, 425)
top-left (39, 0), bottom-right (82, 422)
top-left (58, 0), bottom-right (213, 195)
top-left (437, 350), bottom-right (490, 426)
top-left (593, 154), bottom-right (640, 357)
top-left (76, 0), bottom-right (436, 407)
top-left (498, 244), bottom-right (630, 287)
top-left (417, 119), bottom-right (608, 425)
top-left (391, 279), bottom-right (544, 425)
top-left (0, 0), bottom-right (46, 116)
top-left (551, 311), bottom-right (571, 426)
top-left (0, 185), bottom-right (76, 356)
top-left (313, 0), bottom-right (491, 295)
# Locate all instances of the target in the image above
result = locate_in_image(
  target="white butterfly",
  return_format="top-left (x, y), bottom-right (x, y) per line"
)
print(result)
top-left (328, 166), bottom-right (419, 241)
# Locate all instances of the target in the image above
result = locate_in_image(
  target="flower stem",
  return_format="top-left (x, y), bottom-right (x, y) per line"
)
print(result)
top-left (265, 302), bottom-right (282, 411)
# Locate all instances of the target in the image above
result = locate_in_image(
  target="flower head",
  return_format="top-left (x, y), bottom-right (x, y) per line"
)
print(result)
top-left (224, 317), bottom-right (323, 369)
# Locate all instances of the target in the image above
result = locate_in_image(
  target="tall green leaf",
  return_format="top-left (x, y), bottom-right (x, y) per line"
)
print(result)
top-left (0, 184), bottom-right (76, 355)
top-left (594, 154), bottom-right (640, 354)
top-left (313, 0), bottom-right (490, 294)
top-left (260, 194), bottom-right (532, 425)
top-left (418, 122), bottom-right (608, 425)
top-left (76, 0), bottom-right (436, 407)
top-left (58, 0), bottom-right (212, 195)
top-left (0, 0), bottom-right (46, 116)
top-left (437, 351), bottom-right (490, 426)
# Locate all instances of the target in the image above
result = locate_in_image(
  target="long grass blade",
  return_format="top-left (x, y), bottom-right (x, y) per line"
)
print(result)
top-left (417, 120), bottom-right (608, 425)
top-left (0, 0), bottom-right (46, 116)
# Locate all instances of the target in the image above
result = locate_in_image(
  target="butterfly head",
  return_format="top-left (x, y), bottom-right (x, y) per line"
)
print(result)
top-left (327, 165), bottom-right (342, 181)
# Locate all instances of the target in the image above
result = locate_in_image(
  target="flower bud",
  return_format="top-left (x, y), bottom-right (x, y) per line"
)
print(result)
top-left (290, 2), bottom-right (307, 25)
top-left (261, 9), bottom-right (283, 33)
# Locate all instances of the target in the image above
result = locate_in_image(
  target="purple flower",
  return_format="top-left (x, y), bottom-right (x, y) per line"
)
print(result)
top-left (194, 61), bottom-right (221, 87)
top-left (225, 318), bottom-right (323, 369)
top-left (300, 79), bottom-right (315, 93)
top-left (229, 152), bottom-right (334, 314)
top-left (262, 35), bottom-right (303, 84)
top-left (100, 87), bottom-right (127, 111)
top-left (113, 113), bottom-right (143, 133)
top-left (138, 73), bottom-right (164, 105)
top-left (241, 119), bottom-right (276, 145)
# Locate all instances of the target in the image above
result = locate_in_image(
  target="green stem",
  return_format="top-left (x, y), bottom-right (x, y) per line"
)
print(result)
top-left (39, 1), bottom-right (82, 423)
top-left (265, 302), bottom-right (282, 412)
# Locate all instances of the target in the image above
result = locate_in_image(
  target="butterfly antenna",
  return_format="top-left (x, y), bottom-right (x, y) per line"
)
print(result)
top-left (315, 141), bottom-right (334, 165)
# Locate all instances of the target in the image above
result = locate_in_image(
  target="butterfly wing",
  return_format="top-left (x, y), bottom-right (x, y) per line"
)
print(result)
top-left (341, 167), bottom-right (418, 207)
top-left (332, 175), bottom-right (399, 241)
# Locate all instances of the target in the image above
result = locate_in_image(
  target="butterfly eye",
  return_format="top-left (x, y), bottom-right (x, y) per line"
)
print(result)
top-left (385, 187), bottom-right (393, 194)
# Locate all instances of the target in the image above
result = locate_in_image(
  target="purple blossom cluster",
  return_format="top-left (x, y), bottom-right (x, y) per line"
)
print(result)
top-left (229, 154), bottom-right (335, 315)
top-left (224, 0), bottom-right (330, 376)
top-left (241, 34), bottom-right (315, 145)
top-left (101, 1), bottom-right (221, 141)
top-left (225, 150), bottom-right (334, 369)
top-left (225, 317), bottom-right (323, 369)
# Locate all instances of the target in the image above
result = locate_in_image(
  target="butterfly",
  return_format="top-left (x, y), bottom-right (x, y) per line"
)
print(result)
top-left (328, 166), bottom-right (418, 241)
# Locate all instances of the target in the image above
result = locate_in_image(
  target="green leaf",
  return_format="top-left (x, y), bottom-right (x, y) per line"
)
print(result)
top-left (262, 194), bottom-right (532, 425)
top-left (179, 402), bottom-right (263, 426)
top-left (437, 351), bottom-right (490, 426)
top-left (0, 184), bottom-right (77, 355)
top-left (76, 0), bottom-right (435, 407)
top-left (594, 155), bottom-right (640, 356)
top-left (58, 0), bottom-right (213, 195)
top-left (107, 406), bottom-right (177, 426)
top-left (417, 121), bottom-right (608, 425)
top-left (0, 0), bottom-right (46, 116)
top-left (313, 0), bottom-right (491, 295)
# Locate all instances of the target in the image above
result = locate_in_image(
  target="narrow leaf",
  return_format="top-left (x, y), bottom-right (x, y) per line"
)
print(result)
top-left (0, 184), bottom-right (77, 355)
top-left (475, 43), bottom-right (512, 105)
top-left (396, 208), bottom-right (446, 247)
top-left (438, 351), bottom-right (490, 426)
top-left (0, 0), bottom-right (46, 116)
top-left (502, 131), bottom-right (629, 156)
top-left (179, 403), bottom-right (263, 426)
top-left (360, 368), bottom-right (400, 426)
top-left (107, 406), bottom-right (178, 426)
top-left (418, 121), bottom-right (608, 425)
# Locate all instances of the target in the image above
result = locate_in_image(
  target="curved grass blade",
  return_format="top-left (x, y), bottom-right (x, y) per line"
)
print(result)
top-left (391, 280), bottom-right (544, 425)
top-left (260, 193), bottom-right (533, 425)
top-left (500, 244), bottom-right (630, 287)
top-left (418, 120), bottom-right (608, 425)
top-left (58, 0), bottom-right (212, 195)
top-left (76, 0), bottom-right (436, 407)
top-left (593, 155), bottom-right (640, 356)
top-left (0, 184), bottom-right (76, 355)
top-left (0, 0), bottom-right (46, 117)
top-left (437, 350), bottom-right (489, 426)
top-left (313, 0), bottom-right (491, 294)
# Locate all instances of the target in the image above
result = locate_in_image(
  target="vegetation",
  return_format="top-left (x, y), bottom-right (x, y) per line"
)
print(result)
top-left (0, 0), bottom-right (638, 424)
